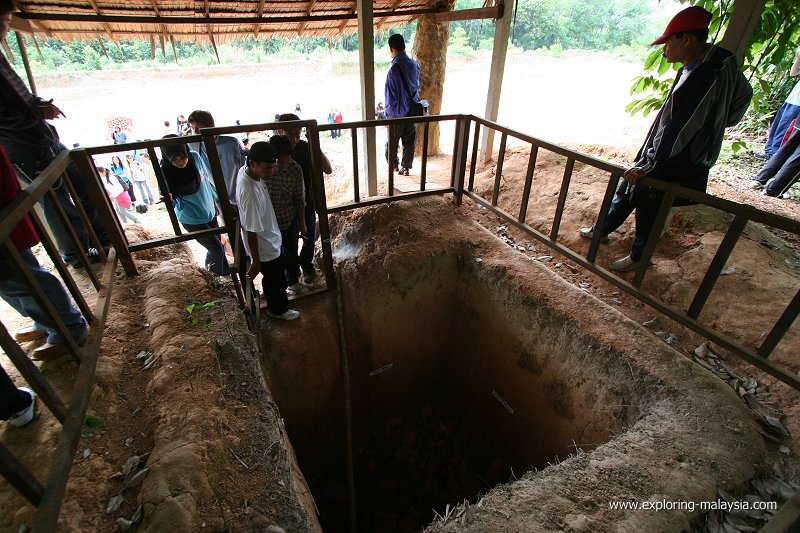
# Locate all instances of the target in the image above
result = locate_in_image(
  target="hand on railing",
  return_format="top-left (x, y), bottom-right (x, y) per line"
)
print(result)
top-left (623, 167), bottom-right (646, 185)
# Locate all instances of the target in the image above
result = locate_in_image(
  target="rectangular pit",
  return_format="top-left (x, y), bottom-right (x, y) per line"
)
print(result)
top-left (260, 208), bottom-right (638, 532)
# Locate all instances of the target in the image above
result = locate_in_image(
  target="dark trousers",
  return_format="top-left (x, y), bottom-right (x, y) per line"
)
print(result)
top-left (280, 220), bottom-right (301, 285)
top-left (0, 365), bottom-right (30, 420)
top-left (595, 182), bottom-right (667, 261)
top-left (260, 255), bottom-right (289, 315)
top-left (298, 208), bottom-right (316, 275)
top-left (4, 141), bottom-right (109, 260)
top-left (385, 122), bottom-right (416, 169)
top-left (183, 218), bottom-right (230, 276)
top-left (755, 128), bottom-right (800, 196)
top-left (765, 102), bottom-right (800, 156)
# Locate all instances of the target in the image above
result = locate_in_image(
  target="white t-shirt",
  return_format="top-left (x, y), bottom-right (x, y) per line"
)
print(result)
top-left (235, 166), bottom-right (281, 262)
top-left (786, 80), bottom-right (800, 107)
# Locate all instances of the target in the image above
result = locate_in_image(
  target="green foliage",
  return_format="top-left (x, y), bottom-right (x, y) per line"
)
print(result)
top-left (627, 0), bottom-right (800, 132)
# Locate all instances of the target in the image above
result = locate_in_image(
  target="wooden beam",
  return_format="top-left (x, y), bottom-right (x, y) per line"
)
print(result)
top-left (297, 0), bottom-right (319, 36)
top-left (480, 0), bottom-right (512, 164)
top-left (13, 5), bottom-right (53, 38)
top-left (97, 36), bottom-right (108, 59)
top-left (254, 0), bottom-right (266, 37)
top-left (338, 8), bottom-right (356, 34)
top-left (1, 40), bottom-right (15, 63)
top-left (377, 0), bottom-right (403, 31)
top-left (32, 35), bottom-right (44, 62)
top-left (430, 6), bottom-right (501, 23)
top-left (86, 0), bottom-right (116, 42)
top-left (19, 8), bottom-right (441, 26)
top-left (15, 32), bottom-right (36, 96)
top-left (170, 34), bottom-right (178, 63)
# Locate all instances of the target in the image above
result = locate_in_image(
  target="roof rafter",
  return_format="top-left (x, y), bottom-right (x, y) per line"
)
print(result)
top-left (150, 0), bottom-right (170, 46)
top-left (296, 0), bottom-right (318, 36)
top-left (377, 0), bottom-right (404, 30)
top-left (254, 0), bottom-right (266, 38)
top-left (85, 0), bottom-right (116, 42)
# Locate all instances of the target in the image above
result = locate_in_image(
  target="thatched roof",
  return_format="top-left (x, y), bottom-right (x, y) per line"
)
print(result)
top-left (10, 0), bottom-right (458, 44)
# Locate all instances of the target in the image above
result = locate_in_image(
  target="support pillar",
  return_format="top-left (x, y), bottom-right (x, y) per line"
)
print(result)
top-left (357, 0), bottom-right (378, 197)
top-left (479, 1), bottom-right (511, 165)
top-left (15, 32), bottom-right (36, 96)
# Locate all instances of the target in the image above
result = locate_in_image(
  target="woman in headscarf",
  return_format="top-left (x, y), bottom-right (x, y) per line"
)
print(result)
top-left (160, 135), bottom-right (229, 276)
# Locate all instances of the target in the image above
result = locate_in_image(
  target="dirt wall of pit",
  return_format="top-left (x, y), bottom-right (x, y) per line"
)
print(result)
top-left (318, 198), bottom-right (766, 532)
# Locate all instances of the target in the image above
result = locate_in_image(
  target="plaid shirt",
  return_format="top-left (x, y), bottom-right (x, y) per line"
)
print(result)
top-left (265, 159), bottom-right (305, 230)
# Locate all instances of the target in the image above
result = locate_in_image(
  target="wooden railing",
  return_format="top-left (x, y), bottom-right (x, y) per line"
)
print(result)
top-left (0, 151), bottom-right (117, 532)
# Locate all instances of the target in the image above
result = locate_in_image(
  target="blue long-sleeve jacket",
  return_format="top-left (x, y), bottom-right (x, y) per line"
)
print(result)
top-left (384, 51), bottom-right (420, 119)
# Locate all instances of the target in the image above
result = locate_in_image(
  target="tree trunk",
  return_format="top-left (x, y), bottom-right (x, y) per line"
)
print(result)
top-left (412, 0), bottom-right (453, 156)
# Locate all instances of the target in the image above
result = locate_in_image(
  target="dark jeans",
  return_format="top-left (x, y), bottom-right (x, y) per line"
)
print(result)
top-left (298, 208), bottom-right (316, 275)
top-left (765, 102), bottom-right (800, 156)
top-left (755, 128), bottom-right (800, 196)
top-left (260, 254), bottom-right (289, 315)
top-left (0, 365), bottom-right (30, 420)
top-left (4, 141), bottom-right (109, 260)
top-left (183, 218), bottom-right (230, 276)
top-left (280, 220), bottom-right (301, 285)
top-left (385, 122), bottom-right (416, 169)
top-left (594, 182), bottom-right (668, 261)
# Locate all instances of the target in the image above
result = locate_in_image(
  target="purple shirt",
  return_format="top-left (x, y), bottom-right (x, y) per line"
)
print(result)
top-left (384, 51), bottom-right (420, 119)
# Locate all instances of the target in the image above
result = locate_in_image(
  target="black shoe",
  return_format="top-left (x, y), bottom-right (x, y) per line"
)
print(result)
top-left (398, 167), bottom-right (410, 176)
top-left (753, 152), bottom-right (771, 161)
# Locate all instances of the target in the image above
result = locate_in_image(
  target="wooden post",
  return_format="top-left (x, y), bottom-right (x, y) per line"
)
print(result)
top-left (479, 1), bottom-right (511, 165)
top-left (15, 32), bottom-right (36, 96)
top-left (357, 0), bottom-right (378, 197)
top-left (719, 0), bottom-right (766, 62)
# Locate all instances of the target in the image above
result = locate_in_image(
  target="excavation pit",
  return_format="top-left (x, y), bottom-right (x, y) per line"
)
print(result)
top-left (261, 198), bottom-right (767, 532)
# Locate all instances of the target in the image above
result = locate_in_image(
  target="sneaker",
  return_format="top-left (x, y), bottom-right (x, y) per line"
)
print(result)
top-left (398, 167), bottom-right (410, 176)
top-left (610, 255), bottom-right (640, 272)
top-left (9, 387), bottom-right (36, 427)
top-left (753, 152), bottom-right (771, 161)
top-left (748, 180), bottom-right (765, 190)
top-left (267, 309), bottom-right (300, 321)
top-left (14, 326), bottom-right (47, 343)
top-left (287, 282), bottom-right (308, 295)
top-left (579, 227), bottom-right (609, 243)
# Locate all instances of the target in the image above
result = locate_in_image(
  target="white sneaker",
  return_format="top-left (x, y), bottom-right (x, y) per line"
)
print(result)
top-left (579, 227), bottom-right (609, 243)
top-left (267, 309), bottom-right (300, 321)
top-left (748, 180), bottom-right (765, 190)
top-left (287, 282), bottom-right (308, 295)
top-left (9, 387), bottom-right (36, 427)
top-left (610, 255), bottom-right (640, 272)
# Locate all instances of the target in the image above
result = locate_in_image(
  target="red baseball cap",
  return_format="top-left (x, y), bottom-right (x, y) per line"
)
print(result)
top-left (650, 6), bottom-right (712, 46)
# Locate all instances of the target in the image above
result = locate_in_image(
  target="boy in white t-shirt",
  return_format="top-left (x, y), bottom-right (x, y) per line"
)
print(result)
top-left (235, 142), bottom-right (300, 320)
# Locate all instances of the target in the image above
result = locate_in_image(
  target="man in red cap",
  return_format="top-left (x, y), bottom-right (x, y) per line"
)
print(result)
top-left (580, 5), bottom-right (752, 271)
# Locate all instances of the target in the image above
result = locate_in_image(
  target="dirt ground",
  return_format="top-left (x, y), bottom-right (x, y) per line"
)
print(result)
top-left (1, 53), bottom-right (799, 531)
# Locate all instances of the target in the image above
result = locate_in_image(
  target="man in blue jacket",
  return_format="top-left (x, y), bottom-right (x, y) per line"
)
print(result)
top-left (580, 6), bottom-right (752, 271)
top-left (384, 34), bottom-right (421, 176)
